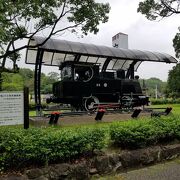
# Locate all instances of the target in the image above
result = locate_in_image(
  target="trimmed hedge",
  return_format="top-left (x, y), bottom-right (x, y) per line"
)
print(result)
top-left (110, 116), bottom-right (180, 149)
top-left (0, 127), bottom-right (106, 170)
top-left (150, 98), bottom-right (180, 105)
top-left (1, 115), bottom-right (180, 171)
top-left (29, 102), bottom-right (47, 110)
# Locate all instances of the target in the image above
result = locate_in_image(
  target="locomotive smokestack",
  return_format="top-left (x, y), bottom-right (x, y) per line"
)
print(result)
top-left (112, 32), bottom-right (128, 49)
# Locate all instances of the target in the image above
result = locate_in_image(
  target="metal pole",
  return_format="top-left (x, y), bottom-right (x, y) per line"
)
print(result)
top-left (24, 87), bottom-right (29, 129)
top-left (155, 85), bottom-right (158, 99)
top-left (34, 49), bottom-right (43, 116)
top-left (0, 73), bottom-right (2, 91)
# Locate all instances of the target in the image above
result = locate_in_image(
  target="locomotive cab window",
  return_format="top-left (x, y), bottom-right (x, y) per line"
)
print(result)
top-left (74, 65), bottom-right (93, 82)
top-left (61, 66), bottom-right (72, 80)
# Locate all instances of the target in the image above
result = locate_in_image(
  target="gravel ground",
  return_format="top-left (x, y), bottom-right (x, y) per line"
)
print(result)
top-left (30, 111), bottom-right (151, 127)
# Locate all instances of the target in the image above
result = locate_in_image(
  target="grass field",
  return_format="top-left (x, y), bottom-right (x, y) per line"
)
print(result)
top-left (149, 104), bottom-right (180, 115)
top-left (29, 111), bottom-right (36, 116)
top-left (29, 104), bottom-right (180, 116)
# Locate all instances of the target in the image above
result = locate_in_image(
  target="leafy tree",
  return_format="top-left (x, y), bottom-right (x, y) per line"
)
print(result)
top-left (0, 0), bottom-right (110, 68)
top-left (140, 77), bottom-right (167, 97)
top-left (41, 72), bottom-right (60, 93)
top-left (1, 68), bottom-right (60, 93)
top-left (19, 68), bottom-right (33, 80)
top-left (48, 72), bottom-right (60, 82)
top-left (173, 27), bottom-right (180, 58)
top-left (166, 63), bottom-right (180, 97)
top-left (41, 76), bottom-right (53, 94)
top-left (19, 68), bottom-right (34, 92)
top-left (137, 0), bottom-right (180, 58)
top-left (0, 0), bottom-right (110, 90)
top-left (2, 73), bottom-right (23, 91)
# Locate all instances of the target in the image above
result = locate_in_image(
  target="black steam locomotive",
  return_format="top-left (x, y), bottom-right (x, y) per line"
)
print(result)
top-left (47, 61), bottom-right (149, 111)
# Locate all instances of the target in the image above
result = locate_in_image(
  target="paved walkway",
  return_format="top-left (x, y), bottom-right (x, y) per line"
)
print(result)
top-left (97, 158), bottom-right (180, 180)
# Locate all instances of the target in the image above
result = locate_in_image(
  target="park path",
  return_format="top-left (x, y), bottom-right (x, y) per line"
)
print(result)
top-left (97, 158), bottom-right (180, 180)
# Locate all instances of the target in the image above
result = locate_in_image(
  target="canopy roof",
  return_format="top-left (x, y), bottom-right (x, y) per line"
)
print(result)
top-left (26, 36), bottom-right (177, 71)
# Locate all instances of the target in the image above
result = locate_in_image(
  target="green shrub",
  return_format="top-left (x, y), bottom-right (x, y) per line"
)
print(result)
top-left (149, 116), bottom-right (180, 142)
top-left (1, 116), bottom-right (180, 171)
top-left (110, 120), bottom-right (159, 148)
top-left (0, 127), bottom-right (106, 170)
top-left (110, 116), bottom-right (180, 149)
top-left (29, 102), bottom-right (47, 110)
top-left (150, 98), bottom-right (180, 105)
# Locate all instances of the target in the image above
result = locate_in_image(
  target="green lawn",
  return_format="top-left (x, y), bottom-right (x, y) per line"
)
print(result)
top-left (150, 104), bottom-right (180, 115)
top-left (29, 104), bottom-right (180, 117)
top-left (29, 111), bottom-right (36, 116)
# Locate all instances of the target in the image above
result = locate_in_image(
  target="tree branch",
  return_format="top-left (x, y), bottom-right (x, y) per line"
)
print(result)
top-left (161, 0), bottom-right (180, 14)
top-left (1, 41), bottom-right (13, 67)
top-left (52, 23), bottom-right (82, 36)
top-left (0, 1), bottom-right (69, 62)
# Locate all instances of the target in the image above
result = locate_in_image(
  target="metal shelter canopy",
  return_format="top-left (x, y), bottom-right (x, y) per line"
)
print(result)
top-left (25, 36), bottom-right (177, 115)
top-left (26, 36), bottom-right (177, 72)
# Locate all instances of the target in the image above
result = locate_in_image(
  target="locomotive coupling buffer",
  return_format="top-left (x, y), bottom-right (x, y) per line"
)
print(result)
top-left (95, 108), bottom-right (106, 121)
top-left (49, 111), bottom-right (61, 125)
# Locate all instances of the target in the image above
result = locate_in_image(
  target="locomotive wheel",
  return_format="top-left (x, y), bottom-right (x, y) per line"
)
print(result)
top-left (84, 96), bottom-right (99, 111)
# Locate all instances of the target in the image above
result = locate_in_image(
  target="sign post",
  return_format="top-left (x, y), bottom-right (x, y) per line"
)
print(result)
top-left (24, 87), bottom-right (29, 129)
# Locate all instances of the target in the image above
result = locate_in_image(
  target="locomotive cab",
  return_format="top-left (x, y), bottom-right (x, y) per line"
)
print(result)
top-left (48, 62), bottom-right (100, 109)
top-left (60, 61), bottom-right (99, 82)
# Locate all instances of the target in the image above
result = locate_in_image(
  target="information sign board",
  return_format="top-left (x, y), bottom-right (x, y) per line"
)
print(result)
top-left (0, 92), bottom-right (24, 126)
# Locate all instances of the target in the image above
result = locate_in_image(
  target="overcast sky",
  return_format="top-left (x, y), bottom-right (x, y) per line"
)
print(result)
top-left (20, 0), bottom-right (179, 81)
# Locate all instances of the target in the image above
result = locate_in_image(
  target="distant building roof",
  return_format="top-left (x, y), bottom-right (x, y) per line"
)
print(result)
top-left (112, 32), bottom-right (128, 39)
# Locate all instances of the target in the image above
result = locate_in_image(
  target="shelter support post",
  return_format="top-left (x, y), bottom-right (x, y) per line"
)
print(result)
top-left (34, 49), bottom-right (44, 116)
top-left (126, 60), bottom-right (137, 79)
top-left (130, 63), bottom-right (134, 79)
top-left (101, 57), bottom-right (112, 72)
